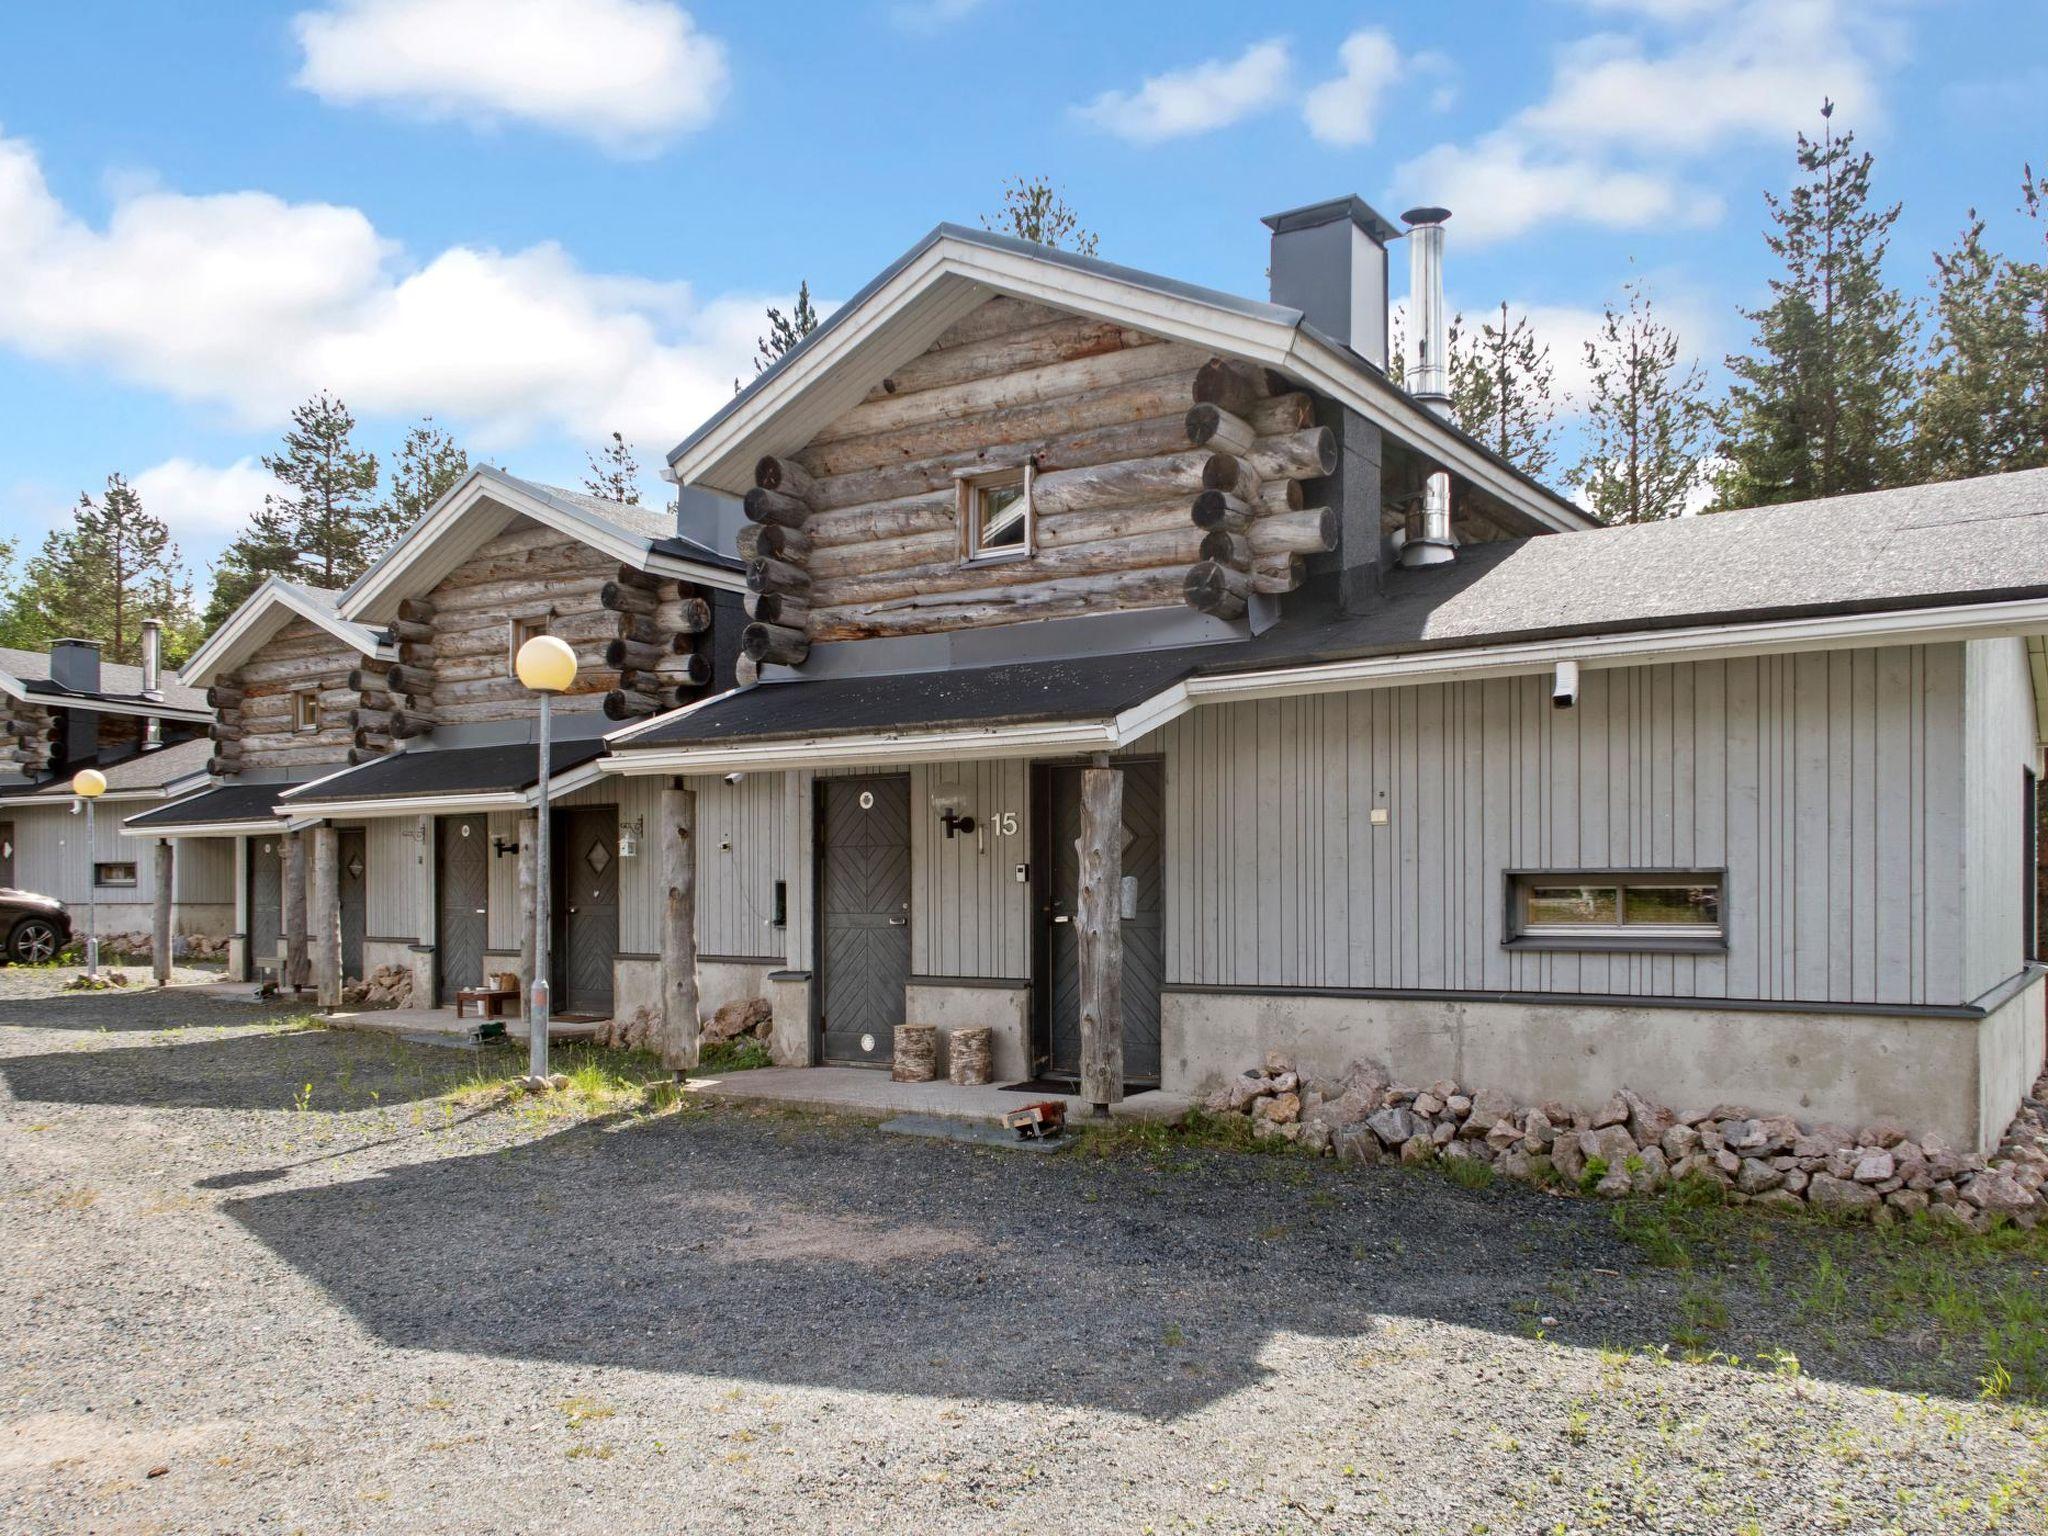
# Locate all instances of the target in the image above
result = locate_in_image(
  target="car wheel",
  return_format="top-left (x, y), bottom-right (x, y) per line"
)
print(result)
top-left (8, 917), bottom-right (62, 965)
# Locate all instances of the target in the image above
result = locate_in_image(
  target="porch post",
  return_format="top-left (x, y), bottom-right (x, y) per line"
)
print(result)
top-left (516, 811), bottom-right (537, 1016)
top-left (311, 822), bottom-right (340, 1009)
top-left (281, 830), bottom-right (308, 993)
top-left (411, 814), bottom-right (435, 1006)
top-left (660, 780), bottom-right (700, 1075)
top-left (1077, 755), bottom-right (1125, 1113)
top-left (151, 838), bottom-right (174, 986)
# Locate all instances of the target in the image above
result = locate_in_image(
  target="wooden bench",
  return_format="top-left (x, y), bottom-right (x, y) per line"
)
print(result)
top-left (454, 985), bottom-right (518, 1020)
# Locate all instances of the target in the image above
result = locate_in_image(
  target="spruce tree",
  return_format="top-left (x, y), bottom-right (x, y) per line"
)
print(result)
top-left (584, 432), bottom-right (641, 504)
top-left (8, 475), bottom-right (193, 663)
top-left (1572, 280), bottom-right (1712, 523)
top-left (755, 282), bottom-right (820, 373)
top-left (1450, 302), bottom-right (1560, 481)
top-left (983, 176), bottom-right (1099, 254)
top-left (1718, 101), bottom-right (1917, 507)
top-left (383, 418), bottom-right (470, 528)
top-left (1915, 167), bottom-right (2048, 480)
top-left (261, 391), bottom-right (386, 588)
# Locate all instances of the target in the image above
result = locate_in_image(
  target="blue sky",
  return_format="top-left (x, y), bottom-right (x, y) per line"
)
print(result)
top-left (0, 0), bottom-right (2042, 594)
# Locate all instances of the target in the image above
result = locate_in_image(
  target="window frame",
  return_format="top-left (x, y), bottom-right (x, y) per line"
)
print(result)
top-left (509, 614), bottom-right (551, 678)
top-left (955, 462), bottom-right (1035, 566)
top-left (94, 860), bottom-right (138, 888)
top-left (292, 690), bottom-right (319, 734)
top-left (1502, 867), bottom-right (1728, 954)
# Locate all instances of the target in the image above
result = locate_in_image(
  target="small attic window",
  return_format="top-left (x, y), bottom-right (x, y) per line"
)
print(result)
top-left (956, 464), bottom-right (1033, 564)
top-left (509, 615), bottom-right (549, 677)
top-left (293, 691), bottom-right (319, 733)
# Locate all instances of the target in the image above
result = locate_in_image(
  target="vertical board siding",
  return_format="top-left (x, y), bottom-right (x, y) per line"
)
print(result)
top-left (691, 770), bottom-right (787, 960)
top-left (911, 758), bottom-right (1030, 978)
top-left (1147, 643), bottom-right (1970, 1007)
top-left (364, 818), bottom-right (416, 935)
top-left (1963, 637), bottom-right (2041, 999)
top-left (172, 837), bottom-right (235, 905)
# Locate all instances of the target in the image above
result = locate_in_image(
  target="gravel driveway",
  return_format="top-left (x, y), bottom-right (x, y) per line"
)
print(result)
top-left (3, 988), bottom-right (2046, 1534)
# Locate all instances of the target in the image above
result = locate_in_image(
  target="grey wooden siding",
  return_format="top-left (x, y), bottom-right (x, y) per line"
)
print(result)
top-left (1143, 644), bottom-right (1971, 1007)
top-left (364, 817), bottom-right (417, 936)
top-left (691, 771), bottom-right (786, 959)
top-left (173, 837), bottom-right (235, 905)
top-left (1963, 637), bottom-right (2040, 998)
top-left (911, 759), bottom-right (1031, 978)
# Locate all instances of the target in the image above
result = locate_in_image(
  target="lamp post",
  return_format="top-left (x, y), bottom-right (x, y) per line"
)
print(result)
top-left (71, 769), bottom-right (107, 980)
top-left (514, 635), bottom-right (578, 1087)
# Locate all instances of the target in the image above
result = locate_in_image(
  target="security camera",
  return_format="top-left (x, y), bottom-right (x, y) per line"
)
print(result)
top-left (1552, 659), bottom-right (1581, 710)
top-left (722, 770), bottom-right (746, 785)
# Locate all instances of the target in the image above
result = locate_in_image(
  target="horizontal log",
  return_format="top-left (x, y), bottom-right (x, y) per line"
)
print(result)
top-left (736, 522), bottom-right (812, 562)
top-left (659, 651), bottom-right (713, 687)
top-left (744, 591), bottom-right (811, 627)
top-left (347, 745), bottom-right (386, 766)
top-left (614, 563), bottom-right (666, 593)
top-left (1247, 505), bottom-right (1339, 557)
top-left (806, 527), bottom-right (957, 581)
top-left (621, 668), bottom-right (667, 695)
top-left (600, 580), bottom-right (660, 616)
top-left (1192, 357), bottom-right (1268, 417)
top-left (741, 621), bottom-right (809, 665)
top-left (390, 709), bottom-right (436, 739)
top-left (810, 526), bottom-right (1206, 610)
top-left (1252, 552), bottom-right (1304, 593)
top-left (387, 617), bottom-right (433, 644)
top-left (1250, 392), bottom-right (1317, 435)
top-left (869, 315), bottom-right (1151, 403)
top-left (1035, 500), bottom-right (1198, 549)
top-left (1190, 491), bottom-right (1253, 533)
top-left (208, 721), bottom-right (245, 743)
top-left (604, 637), bottom-right (668, 672)
top-left (386, 664), bottom-right (436, 697)
top-left (236, 739), bottom-right (353, 770)
top-left (397, 641), bottom-right (437, 666)
top-left (397, 596), bottom-right (435, 624)
top-left (805, 489), bottom-right (956, 548)
top-left (1247, 426), bottom-right (1338, 481)
top-left (747, 555), bottom-right (812, 596)
top-left (754, 455), bottom-right (818, 500)
top-left (742, 486), bottom-right (811, 530)
top-left (1182, 559), bottom-right (1249, 618)
top-left (1032, 449), bottom-right (1224, 518)
top-left (733, 654), bottom-right (761, 689)
top-left (352, 727), bottom-right (392, 752)
top-left (1197, 530), bottom-right (1251, 567)
top-left (929, 295), bottom-right (1065, 349)
top-left (347, 667), bottom-right (392, 695)
top-left (1257, 476), bottom-right (1305, 513)
top-left (811, 568), bottom-right (1187, 641)
top-left (237, 650), bottom-right (360, 687)
top-left (348, 706), bottom-right (391, 731)
top-left (603, 688), bottom-right (661, 720)
top-left (205, 684), bottom-right (244, 709)
top-left (429, 574), bottom-right (608, 615)
top-left (0, 744), bottom-right (43, 764)
top-left (672, 596), bottom-right (712, 636)
top-left (208, 755), bottom-right (242, 777)
top-left (1185, 403), bottom-right (1257, 455)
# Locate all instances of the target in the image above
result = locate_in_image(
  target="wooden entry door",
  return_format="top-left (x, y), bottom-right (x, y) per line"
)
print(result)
top-left (434, 814), bottom-right (488, 1005)
top-left (817, 776), bottom-right (911, 1067)
top-left (246, 835), bottom-right (283, 983)
top-left (1039, 760), bottom-right (1164, 1086)
top-left (554, 806), bottom-right (618, 1017)
top-left (338, 828), bottom-right (367, 983)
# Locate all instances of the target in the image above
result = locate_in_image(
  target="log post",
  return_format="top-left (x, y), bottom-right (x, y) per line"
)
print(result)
top-left (516, 812), bottom-right (537, 1017)
top-left (151, 839), bottom-right (174, 986)
top-left (1078, 759), bottom-right (1125, 1112)
top-left (282, 831), bottom-right (308, 993)
top-left (659, 782), bottom-right (700, 1075)
top-left (312, 822), bottom-right (340, 1009)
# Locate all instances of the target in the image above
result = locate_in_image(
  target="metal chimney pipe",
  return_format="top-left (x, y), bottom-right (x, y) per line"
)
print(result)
top-left (1400, 206), bottom-right (1456, 569)
top-left (140, 619), bottom-right (163, 700)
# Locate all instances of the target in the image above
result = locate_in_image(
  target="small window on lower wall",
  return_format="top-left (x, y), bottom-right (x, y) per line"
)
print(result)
top-left (1507, 870), bottom-right (1725, 951)
top-left (94, 861), bottom-right (138, 888)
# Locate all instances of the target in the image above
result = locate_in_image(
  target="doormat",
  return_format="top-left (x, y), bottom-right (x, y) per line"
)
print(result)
top-left (1001, 1077), bottom-right (1078, 1095)
top-left (878, 1114), bottom-right (1073, 1154)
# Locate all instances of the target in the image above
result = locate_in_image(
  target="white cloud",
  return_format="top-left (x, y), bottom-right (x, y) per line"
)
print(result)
top-left (1075, 39), bottom-right (1291, 144)
top-left (887, 0), bottom-right (988, 32)
top-left (0, 130), bottom-right (776, 453)
top-left (1392, 134), bottom-right (1721, 246)
top-left (292, 0), bottom-right (728, 153)
top-left (131, 458), bottom-right (291, 539)
top-left (1302, 28), bottom-right (1402, 147)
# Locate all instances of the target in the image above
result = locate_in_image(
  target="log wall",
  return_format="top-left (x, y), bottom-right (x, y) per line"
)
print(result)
top-left (213, 619), bottom-right (366, 775)
top-left (747, 298), bottom-right (1340, 647)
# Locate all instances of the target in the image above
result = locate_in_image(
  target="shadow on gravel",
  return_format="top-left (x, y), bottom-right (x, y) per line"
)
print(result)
top-left (218, 1109), bottom-right (2004, 1418)
top-left (0, 1024), bottom-right (481, 1112)
top-left (0, 987), bottom-right (291, 1036)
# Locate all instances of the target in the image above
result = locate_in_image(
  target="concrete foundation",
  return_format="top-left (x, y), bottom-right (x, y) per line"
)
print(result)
top-left (767, 974), bottom-right (813, 1067)
top-left (905, 981), bottom-right (1031, 1084)
top-left (1163, 975), bottom-right (2048, 1154)
top-left (700, 959), bottom-right (776, 1018)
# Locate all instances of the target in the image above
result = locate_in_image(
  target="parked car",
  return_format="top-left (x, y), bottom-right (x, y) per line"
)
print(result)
top-left (1, 888), bottom-right (72, 964)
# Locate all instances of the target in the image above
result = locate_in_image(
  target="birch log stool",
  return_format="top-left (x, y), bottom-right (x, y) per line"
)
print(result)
top-left (947, 1026), bottom-right (992, 1087)
top-left (892, 1024), bottom-right (938, 1083)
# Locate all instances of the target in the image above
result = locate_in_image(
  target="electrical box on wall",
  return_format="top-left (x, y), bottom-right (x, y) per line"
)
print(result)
top-left (1369, 807), bottom-right (1390, 826)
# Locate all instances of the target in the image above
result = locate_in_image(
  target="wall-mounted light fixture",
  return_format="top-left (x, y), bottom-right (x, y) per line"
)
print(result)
top-left (931, 792), bottom-right (976, 840)
top-left (492, 835), bottom-right (519, 860)
top-left (618, 815), bottom-right (644, 858)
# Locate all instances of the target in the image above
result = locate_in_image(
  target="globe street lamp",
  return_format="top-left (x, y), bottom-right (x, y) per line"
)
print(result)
top-left (71, 768), bottom-right (107, 980)
top-left (514, 634), bottom-right (578, 1087)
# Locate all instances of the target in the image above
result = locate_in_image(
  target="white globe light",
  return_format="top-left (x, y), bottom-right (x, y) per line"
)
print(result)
top-left (71, 768), bottom-right (108, 799)
top-left (515, 634), bottom-right (578, 693)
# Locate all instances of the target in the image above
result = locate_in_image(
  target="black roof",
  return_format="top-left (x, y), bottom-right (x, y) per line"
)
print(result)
top-left (282, 740), bottom-right (605, 803)
top-left (619, 646), bottom-right (1215, 749)
top-left (126, 782), bottom-right (287, 829)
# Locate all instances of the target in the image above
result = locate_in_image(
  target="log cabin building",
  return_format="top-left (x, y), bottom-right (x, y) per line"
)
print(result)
top-left (126, 468), bottom-right (744, 1018)
top-left (592, 200), bottom-right (2048, 1153)
top-left (0, 630), bottom-right (232, 960)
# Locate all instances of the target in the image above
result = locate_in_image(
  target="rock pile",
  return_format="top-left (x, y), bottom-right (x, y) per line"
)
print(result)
top-left (339, 964), bottom-right (414, 1010)
top-left (64, 932), bottom-right (229, 963)
top-left (701, 996), bottom-right (772, 1046)
top-left (1203, 1053), bottom-right (2048, 1231)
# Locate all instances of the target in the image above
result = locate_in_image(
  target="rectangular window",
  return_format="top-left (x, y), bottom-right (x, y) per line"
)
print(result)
top-left (2027, 769), bottom-right (2040, 965)
top-left (956, 464), bottom-right (1033, 563)
top-left (509, 615), bottom-right (549, 677)
top-left (1507, 870), bottom-right (1724, 951)
top-left (293, 691), bottom-right (319, 733)
top-left (94, 861), bottom-right (137, 888)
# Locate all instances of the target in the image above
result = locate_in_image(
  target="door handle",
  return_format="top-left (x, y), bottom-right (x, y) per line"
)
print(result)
top-left (568, 906), bottom-right (579, 914)
top-left (886, 916), bottom-right (907, 926)
top-left (473, 907), bottom-right (485, 915)
top-left (1052, 915), bottom-right (1071, 924)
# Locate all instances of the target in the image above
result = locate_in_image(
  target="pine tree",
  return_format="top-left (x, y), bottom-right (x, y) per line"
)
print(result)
top-left (1915, 167), bottom-right (2048, 480)
top-left (6, 476), bottom-right (193, 663)
top-left (383, 418), bottom-right (470, 528)
top-left (755, 282), bottom-right (820, 373)
top-left (261, 392), bottom-right (386, 588)
top-left (584, 432), bottom-right (641, 504)
top-left (1450, 302), bottom-right (1560, 481)
top-left (203, 499), bottom-right (300, 630)
top-left (1572, 281), bottom-right (1712, 523)
top-left (983, 176), bottom-right (1099, 255)
top-left (1718, 101), bottom-right (1917, 507)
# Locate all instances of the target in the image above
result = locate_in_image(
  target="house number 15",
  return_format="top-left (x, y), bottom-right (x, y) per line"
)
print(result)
top-left (988, 811), bottom-right (1019, 837)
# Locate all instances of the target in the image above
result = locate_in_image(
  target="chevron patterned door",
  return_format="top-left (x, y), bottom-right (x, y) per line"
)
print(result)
top-left (817, 776), bottom-right (911, 1067)
top-left (245, 836), bottom-right (282, 983)
top-left (556, 806), bottom-right (619, 1017)
top-left (1041, 760), bottom-right (1164, 1086)
top-left (434, 815), bottom-right (488, 1005)
top-left (338, 828), bottom-right (366, 982)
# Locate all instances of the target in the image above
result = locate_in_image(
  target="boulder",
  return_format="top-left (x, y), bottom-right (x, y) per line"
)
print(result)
top-left (1631, 1145), bottom-right (1669, 1193)
top-left (1366, 1106), bottom-right (1421, 1148)
top-left (1858, 1120), bottom-right (1911, 1149)
top-left (1297, 1120), bottom-right (1333, 1156)
top-left (1333, 1124), bottom-right (1381, 1165)
top-left (1262, 1050), bottom-right (1296, 1076)
top-left (1962, 1171), bottom-right (2035, 1218)
top-left (1591, 1093), bottom-right (1631, 1130)
top-left (1852, 1149), bottom-right (1896, 1185)
top-left (1807, 1172), bottom-right (1881, 1219)
top-left (1551, 1135), bottom-right (1587, 1185)
top-left (1579, 1125), bottom-right (1637, 1169)
top-left (1720, 1119), bottom-right (1768, 1153)
top-left (1661, 1123), bottom-right (1702, 1162)
top-left (1253, 1092), bottom-right (1301, 1126)
top-left (1621, 1089), bottom-right (1675, 1149)
top-left (1226, 1073), bottom-right (1275, 1112)
top-left (1751, 1188), bottom-right (1805, 1212)
top-left (701, 996), bottom-right (773, 1046)
top-left (1399, 1135), bottom-right (1434, 1164)
top-left (1521, 1107), bottom-right (1557, 1151)
top-left (1736, 1157), bottom-right (1783, 1195)
top-left (1461, 1086), bottom-right (1517, 1139)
